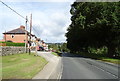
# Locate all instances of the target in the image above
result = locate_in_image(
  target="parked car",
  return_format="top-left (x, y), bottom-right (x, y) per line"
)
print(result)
top-left (52, 50), bottom-right (56, 52)
top-left (37, 46), bottom-right (44, 51)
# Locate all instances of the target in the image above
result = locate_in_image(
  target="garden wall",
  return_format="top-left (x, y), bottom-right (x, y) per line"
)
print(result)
top-left (0, 46), bottom-right (28, 56)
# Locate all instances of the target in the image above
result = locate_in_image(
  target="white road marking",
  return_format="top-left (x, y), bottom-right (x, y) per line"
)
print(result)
top-left (86, 61), bottom-right (118, 79)
top-left (57, 57), bottom-right (63, 81)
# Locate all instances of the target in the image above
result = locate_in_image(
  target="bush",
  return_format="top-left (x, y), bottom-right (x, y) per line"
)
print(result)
top-left (0, 42), bottom-right (25, 46)
top-left (6, 40), bottom-right (13, 42)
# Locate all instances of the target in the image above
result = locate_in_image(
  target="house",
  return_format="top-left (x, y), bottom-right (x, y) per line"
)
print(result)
top-left (2, 25), bottom-right (28, 43)
top-left (2, 25), bottom-right (49, 51)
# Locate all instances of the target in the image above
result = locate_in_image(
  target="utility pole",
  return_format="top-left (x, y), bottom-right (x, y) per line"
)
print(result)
top-left (29, 13), bottom-right (32, 54)
top-left (35, 39), bottom-right (38, 56)
top-left (25, 16), bottom-right (28, 53)
top-left (5, 30), bottom-right (6, 42)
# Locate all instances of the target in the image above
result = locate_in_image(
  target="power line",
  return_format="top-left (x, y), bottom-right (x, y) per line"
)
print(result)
top-left (32, 27), bottom-right (41, 36)
top-left (0, 0), bottom-right (40, 36)
top-left (0, 0), bottom-right (26, 20)
top-left (0, 0), bottom-right (40, 37)
top-left (0, 0), bottom-right (42, 41)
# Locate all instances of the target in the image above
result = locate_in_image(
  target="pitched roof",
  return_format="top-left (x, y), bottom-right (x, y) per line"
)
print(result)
top-left (3, 26), bottom-right (26, 34)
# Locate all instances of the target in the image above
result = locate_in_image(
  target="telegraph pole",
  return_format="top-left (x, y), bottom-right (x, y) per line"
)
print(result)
top-left (29, 13), bottom-right (32, 54)
top-left (25, 16), bottom-right (28, 53)
top-left (5, 30), bottom-right (6, 42)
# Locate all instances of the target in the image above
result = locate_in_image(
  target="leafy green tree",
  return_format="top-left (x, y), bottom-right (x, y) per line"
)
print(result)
top-left (66, 2), bottom-right (120, 57)
top-left (48, 44), bottom-right (59, 51)
top-left (60, 43), bottom-right (70, 52)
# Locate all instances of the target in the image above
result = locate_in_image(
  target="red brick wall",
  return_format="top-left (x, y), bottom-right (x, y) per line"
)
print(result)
top-left (4, 34), bottom-right (27, 43)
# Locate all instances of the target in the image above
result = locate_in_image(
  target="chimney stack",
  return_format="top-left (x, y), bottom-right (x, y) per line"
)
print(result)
top-left (20, 25), bottom-right (25, 30)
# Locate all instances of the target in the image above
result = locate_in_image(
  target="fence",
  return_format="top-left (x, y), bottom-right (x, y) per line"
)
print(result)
top-left (0, 46), bottom-right (28, 56)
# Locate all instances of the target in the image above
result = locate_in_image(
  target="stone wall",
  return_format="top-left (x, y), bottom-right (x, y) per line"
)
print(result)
top-left (0, 46), bottom-right (28, 56)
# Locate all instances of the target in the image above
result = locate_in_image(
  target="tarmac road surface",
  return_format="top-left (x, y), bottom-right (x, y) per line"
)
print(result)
top-left (60, 52), bottom-right (119, 81)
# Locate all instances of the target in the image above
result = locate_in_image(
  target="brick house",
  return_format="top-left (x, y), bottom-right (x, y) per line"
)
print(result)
top-left (2, 25), bottom-right (47, 50)
top-left (2, 26), bottom-right (28, 43)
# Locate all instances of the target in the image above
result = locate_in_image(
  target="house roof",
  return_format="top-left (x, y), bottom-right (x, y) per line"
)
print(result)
top-left (3, 26), bottom-right (38, 38)
top-left (3, 26), bottom-right (27, 34)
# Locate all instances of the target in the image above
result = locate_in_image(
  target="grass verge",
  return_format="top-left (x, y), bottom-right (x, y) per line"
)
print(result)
top-left (78, 52), bottom-right (120, 64)
top-left (51, 52), bottom-right (58, 56)
top-left (100, 58), bottom-right (120, 64)
top-left (1, 53), bottom-right (48, 79)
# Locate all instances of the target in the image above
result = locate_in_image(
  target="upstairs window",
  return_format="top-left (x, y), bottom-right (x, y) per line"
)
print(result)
top-left (11, 34), bottom-right (14, 38)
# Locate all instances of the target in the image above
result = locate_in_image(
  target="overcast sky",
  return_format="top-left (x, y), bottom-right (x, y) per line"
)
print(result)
top-left (0, 0), bottom-right (75, 43)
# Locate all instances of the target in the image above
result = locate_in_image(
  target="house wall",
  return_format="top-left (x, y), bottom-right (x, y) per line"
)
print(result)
top-left (4, 34), bottom-right (27, 43)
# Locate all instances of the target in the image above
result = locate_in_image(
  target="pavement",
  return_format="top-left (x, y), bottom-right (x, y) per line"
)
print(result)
top-left (32, 51), bottom-right (62, 79)
top-left (61, 52), bottom-right (119, 80)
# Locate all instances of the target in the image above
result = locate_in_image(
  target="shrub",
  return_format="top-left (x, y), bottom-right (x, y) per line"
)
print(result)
top-left (0, 42), bottom-right (25, 46)
top-left (6, 40), bottom-right (13, 42)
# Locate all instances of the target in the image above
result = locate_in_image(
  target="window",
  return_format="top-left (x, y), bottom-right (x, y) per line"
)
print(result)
top-left (11, 34), bottom-right (14, 38)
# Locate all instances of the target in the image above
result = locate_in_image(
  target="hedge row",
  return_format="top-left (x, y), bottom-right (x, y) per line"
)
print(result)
top-left (0, 42), bottom-right (25, 46)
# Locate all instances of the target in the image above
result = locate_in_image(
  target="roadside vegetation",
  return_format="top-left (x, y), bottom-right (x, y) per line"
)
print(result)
top-left (0, 41), bottom-right (25, 46)
top-left (78, 52), bottom-right (120, 64)
top-left (1, 53), bottom-right (48, 79)
top-left (48, 43), bottom-right (69, 52)
top-left (65, 2), bottom-right (120, 64)
top-left (49, 43), bottom-right (69, 57)
top-left (51, 52), bottom-right (59, 56)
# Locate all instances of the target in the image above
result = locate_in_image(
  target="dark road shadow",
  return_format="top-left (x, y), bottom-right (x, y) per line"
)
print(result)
top-left (61, 52), bottom-right (85, 58)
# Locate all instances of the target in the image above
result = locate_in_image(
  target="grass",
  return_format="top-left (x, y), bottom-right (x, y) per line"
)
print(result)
top-left (1, 53), bottom-right (48, 79)
top-left (51, 52), bottom-right (58, 56)
top-left (100, 58), bottom-right (120, 64)
top-left (78, 52), bottom-right (120, 64)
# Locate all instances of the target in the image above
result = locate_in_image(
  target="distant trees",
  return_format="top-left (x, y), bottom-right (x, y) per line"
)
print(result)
top-left (60, 43), bottom-right (70, 52)
top-left (66, 2), bottom-right (120, 57)
top-left (48, 43), bottom-right (59, 51)
top-left (48, 43), bottom-right (70, 52)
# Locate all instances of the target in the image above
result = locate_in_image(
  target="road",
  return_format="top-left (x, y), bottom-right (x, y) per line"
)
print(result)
top-left (60, 52), bottom-right (119, 80)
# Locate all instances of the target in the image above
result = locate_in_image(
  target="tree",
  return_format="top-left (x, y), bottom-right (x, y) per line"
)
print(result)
top-left (60, 43), bottom-right (70, 52)
top-left (66, 2), bottom-right (120, 57)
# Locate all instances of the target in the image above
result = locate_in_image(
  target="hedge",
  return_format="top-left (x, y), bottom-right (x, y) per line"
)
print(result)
top-left (0, 42), bottom-right (25, 46)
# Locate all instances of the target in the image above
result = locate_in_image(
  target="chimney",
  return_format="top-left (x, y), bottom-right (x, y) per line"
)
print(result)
top-left (20, 25), bottom-right (25, 30)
